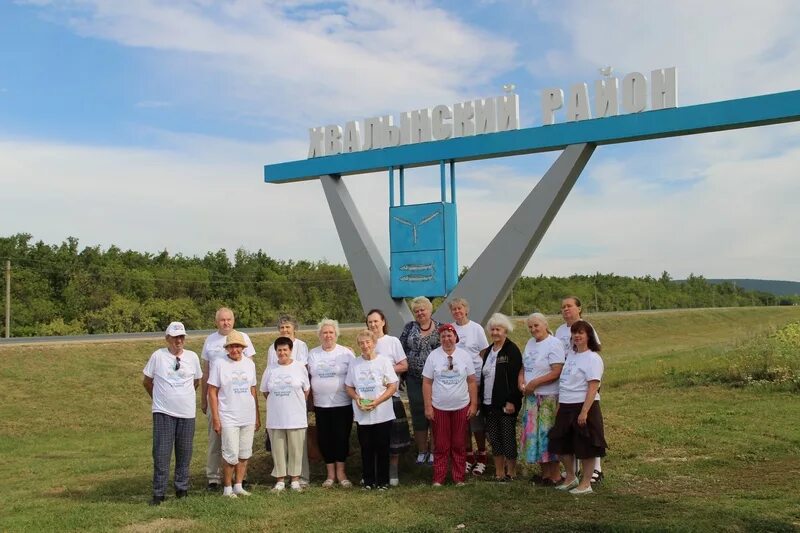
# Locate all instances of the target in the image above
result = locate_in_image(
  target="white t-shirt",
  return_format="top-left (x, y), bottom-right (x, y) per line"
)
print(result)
top-left (143, 348), bottom-right (202, 419)
top-left (267, 338), bottom-right (309, 367)
top-left (207, 356), bottom-right (257, 427)
top-left (260, 360), bottom-right (310, 429)
top-left (453, 320), bottom-right (489, 376)
top-left (307, 344), bottom-right (354, 408)
top-left (482, 346), bottom-right (500, 405)
top-left (555, 322), bottom-right (601, 357)
top-left (422, 347), bottom-right (475, 411)
top-left (522, 335), bottom-right (566, 396)
top-left (558, 350), bottom-right (603, 404)
top-left (345, 355), bottom-right (398, 425)
top-left (202, 331), bottom-right (256, 382)
top-left (374, 335), bottom-right (406, 398)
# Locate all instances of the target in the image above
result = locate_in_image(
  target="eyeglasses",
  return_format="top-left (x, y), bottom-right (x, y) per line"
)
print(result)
top-left (447, 356), bottom-right (453, 371)
top-left (174, 357), bottom-right (181, 372)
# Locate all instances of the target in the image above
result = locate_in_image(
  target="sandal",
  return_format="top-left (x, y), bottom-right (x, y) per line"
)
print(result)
top-left (321, 479), bottom-right (335, 488)
top-left (339, 479), bottom-right (353, 488)
top-left (591, 470), bottom-right (604, 484)
top-left (472, 462), bottom-right (486, 475)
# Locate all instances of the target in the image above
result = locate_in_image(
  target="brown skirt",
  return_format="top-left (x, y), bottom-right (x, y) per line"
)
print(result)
top-left (547, 401), bottom-right (607, 459)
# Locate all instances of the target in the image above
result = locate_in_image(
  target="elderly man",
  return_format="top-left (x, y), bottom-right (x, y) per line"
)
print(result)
top-left (201, 308), bottom-right (256, 491)
top-left (143, 322), bottom-right (202, 506)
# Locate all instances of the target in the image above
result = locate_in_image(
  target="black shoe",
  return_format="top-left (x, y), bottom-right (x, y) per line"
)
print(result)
top-left (591, 470), bottom-right (604, 484)
top-left (176, 490), bottom-right (188, 499)
top-left (148, 496), bottom-right (164, 506)
top-left (206, 482), bottom-right (219, 492)
top-left (241, 480), bottom-right (251, 490)
top-left (505, 475), bottom-right (515, 482)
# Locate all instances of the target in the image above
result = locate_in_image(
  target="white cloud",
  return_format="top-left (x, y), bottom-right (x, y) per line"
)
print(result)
top-left (27, 0), bottom-right (516, 133)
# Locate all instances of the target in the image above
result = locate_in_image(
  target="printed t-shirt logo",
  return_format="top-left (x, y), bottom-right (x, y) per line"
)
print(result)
top-left (231, 370), bottom-right (250, 394)
top-left (269, 372), bottom-right (295, 397)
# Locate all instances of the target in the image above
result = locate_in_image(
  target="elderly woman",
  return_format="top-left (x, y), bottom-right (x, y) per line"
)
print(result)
top-left (399, 296), bottom-right (441, 465)
top-left (208, 330), bottom-right (261, 498)
top-left (345, 329), bottom-right (399, 490)
top-left (366, 309), bottom-right (410, 486)
top-left (479, 313), bottom-right (523, 482)
top-left (307, 318), bottom-right (355, 487)
top-left (422, 324), bottom-right (478, 486)
top-left (266, 313), bottom-right (311, 487)
top-left (548, 320), bottom-right (607, 495)
top-left (259, 336), bottom-right (310, 492)
top-left (448, 297), bottom-right (490, 475)
top-left (555, 296), bottom-right (604, 484)
top-left (267, 314), bottom-right (309, 366)
top-left (518, 313), bottom-right (565, 485)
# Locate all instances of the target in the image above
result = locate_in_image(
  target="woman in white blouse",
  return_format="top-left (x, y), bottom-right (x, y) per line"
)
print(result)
top-left (518, 313), bottom-right (565, 486)
top-left (259, 337), bottom-right (310, 492)
top-left (345, 329), bottom-right (399, 490)
top-left (307, 318), bottom-right (355, 487)
top-left (548, 320), bottom-right (607, 495)
top-left (422, 324), bottom-right (478, 486)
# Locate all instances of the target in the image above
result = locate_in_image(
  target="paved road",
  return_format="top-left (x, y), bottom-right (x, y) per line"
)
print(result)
top-left (0, 307), bottom-right (757, 346)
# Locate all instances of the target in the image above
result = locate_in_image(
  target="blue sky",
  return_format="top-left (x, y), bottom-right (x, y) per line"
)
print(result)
top-left (1, 0), bottom-right (798, 281)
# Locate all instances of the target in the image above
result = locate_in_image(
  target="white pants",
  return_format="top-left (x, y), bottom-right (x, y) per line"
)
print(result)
top-left (221, 424), bottom-right (255, 465)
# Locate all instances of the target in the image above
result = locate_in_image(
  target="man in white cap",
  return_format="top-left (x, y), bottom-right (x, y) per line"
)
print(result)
top-left (143, 321), bottom-right (202, 506)
top-left (200, 307), bottom-right (256, 490)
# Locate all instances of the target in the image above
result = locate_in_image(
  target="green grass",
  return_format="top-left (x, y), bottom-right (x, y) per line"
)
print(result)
top-left (2, 307), bottom-right (800, 532)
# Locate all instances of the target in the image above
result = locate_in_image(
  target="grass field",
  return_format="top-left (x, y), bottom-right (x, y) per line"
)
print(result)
top-left (1, 307), bottom-right (799, 532)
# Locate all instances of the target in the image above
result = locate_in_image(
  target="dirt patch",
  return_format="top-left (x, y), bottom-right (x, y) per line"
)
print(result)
top-left (121, 518), bottom-right (197, 533)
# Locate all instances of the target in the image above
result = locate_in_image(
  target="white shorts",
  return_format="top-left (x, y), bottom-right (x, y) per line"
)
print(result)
top-left (221, 424), bottom-right (255, 465)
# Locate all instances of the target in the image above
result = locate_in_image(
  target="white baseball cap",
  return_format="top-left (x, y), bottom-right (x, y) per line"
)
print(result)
top-left (165, 322), bottom-right (187, 337)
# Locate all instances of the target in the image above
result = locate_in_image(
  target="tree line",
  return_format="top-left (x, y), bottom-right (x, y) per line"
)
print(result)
top-left (1, 233), bottom-right (795, 337)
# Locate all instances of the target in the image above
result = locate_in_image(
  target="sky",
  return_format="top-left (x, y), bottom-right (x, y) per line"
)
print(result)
top-left (1, 0), bottom-right (798, 281)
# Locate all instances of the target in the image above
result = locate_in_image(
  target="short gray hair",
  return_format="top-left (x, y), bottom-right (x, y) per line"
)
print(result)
top-left (277, 314), bottom-right (298, 330)
top-left (410, 296), bottom-right (433, 312)
top-left (486, 312), bottom-right (514, 333)
top-left (526, 312), bottom-right (549, 328)
top-left (317, 317), bottom-right (340, 337)
top-left (447, 297), bottom-right (470, 312)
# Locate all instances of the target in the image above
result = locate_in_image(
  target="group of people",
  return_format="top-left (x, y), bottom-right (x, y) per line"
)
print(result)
top-left (142, 296), bottom-right (607, 504)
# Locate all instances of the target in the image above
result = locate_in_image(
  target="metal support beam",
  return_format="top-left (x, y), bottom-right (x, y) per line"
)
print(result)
top-left (320, 174), bottom-right (413, 334)
top-left (432, 143), bottom-right (596, 325)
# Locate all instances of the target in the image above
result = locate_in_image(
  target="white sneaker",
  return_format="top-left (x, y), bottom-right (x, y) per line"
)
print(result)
top-left (222, 492), bottom-right (238, 498)
top-left (290, 480), bottom-right (302, 492)
top-left (389, 477), bottom-right (399, 487)
top-left (299, 479), bottom-right (310, 488)
top-left (233, 487), bottom-right (251, 496)
top-left (272, 481), bottom-right (285, 492)
top-left (415, 452), bottom-right (427, 465)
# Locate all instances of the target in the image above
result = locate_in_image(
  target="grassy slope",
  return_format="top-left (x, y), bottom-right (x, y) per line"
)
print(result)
top-left (1, 307), bottom-right (799, 532)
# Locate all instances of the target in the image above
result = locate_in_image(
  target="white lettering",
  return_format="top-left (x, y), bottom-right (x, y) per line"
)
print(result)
top-left (541, 88), bottom-right (564, 126)
top-left (622, 72), bottom-right (647, 113)
top-left (594, 78), bottom-right (619, 118)
top-left (453, 101), bottom-right (475, 137)
top-left (343, 121), bottom-right (361, 153)
top-left (409, 108), bottom-right (432, 143)
top-left (383, 115), bottom-right (401, 147)
top-left (431, 104), bottom-right (453, 140)
top-left (362, 117), bottom-right (384, 150)
top-left (325, 124), bottom-right (343, 155)
top-left (567, 83), bottom-right (591, 121)
top-left (496, 94), bottom-right (519, 132)
top-left (399, 112), bottom-right (413, 145)
top-left (474, 98), bottom-right (497, 134)
top-left (308, 127), bottom-right (324, 158)
top-left (651, 67), bottom-right (678, 110)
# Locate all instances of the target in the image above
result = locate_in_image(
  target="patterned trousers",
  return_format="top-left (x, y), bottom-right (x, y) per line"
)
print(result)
top-left (152, 412), bottom-right (195, 498)
top-left (432, 405), bottom-right (470, 484)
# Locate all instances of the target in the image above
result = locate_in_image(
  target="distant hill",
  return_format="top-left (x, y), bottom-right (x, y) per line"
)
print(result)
top-left (705, 279), bottom-right (800, 296)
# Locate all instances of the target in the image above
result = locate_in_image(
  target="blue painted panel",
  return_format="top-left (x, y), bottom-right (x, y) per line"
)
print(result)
top-left (391, 250), bottom-right (445, 298)
top-left (389, 202), bottom-right (457, 297)
top-left (265, 90), bottom-right (800, 183)
top-left (390, 203), bottom-right (445, 253)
